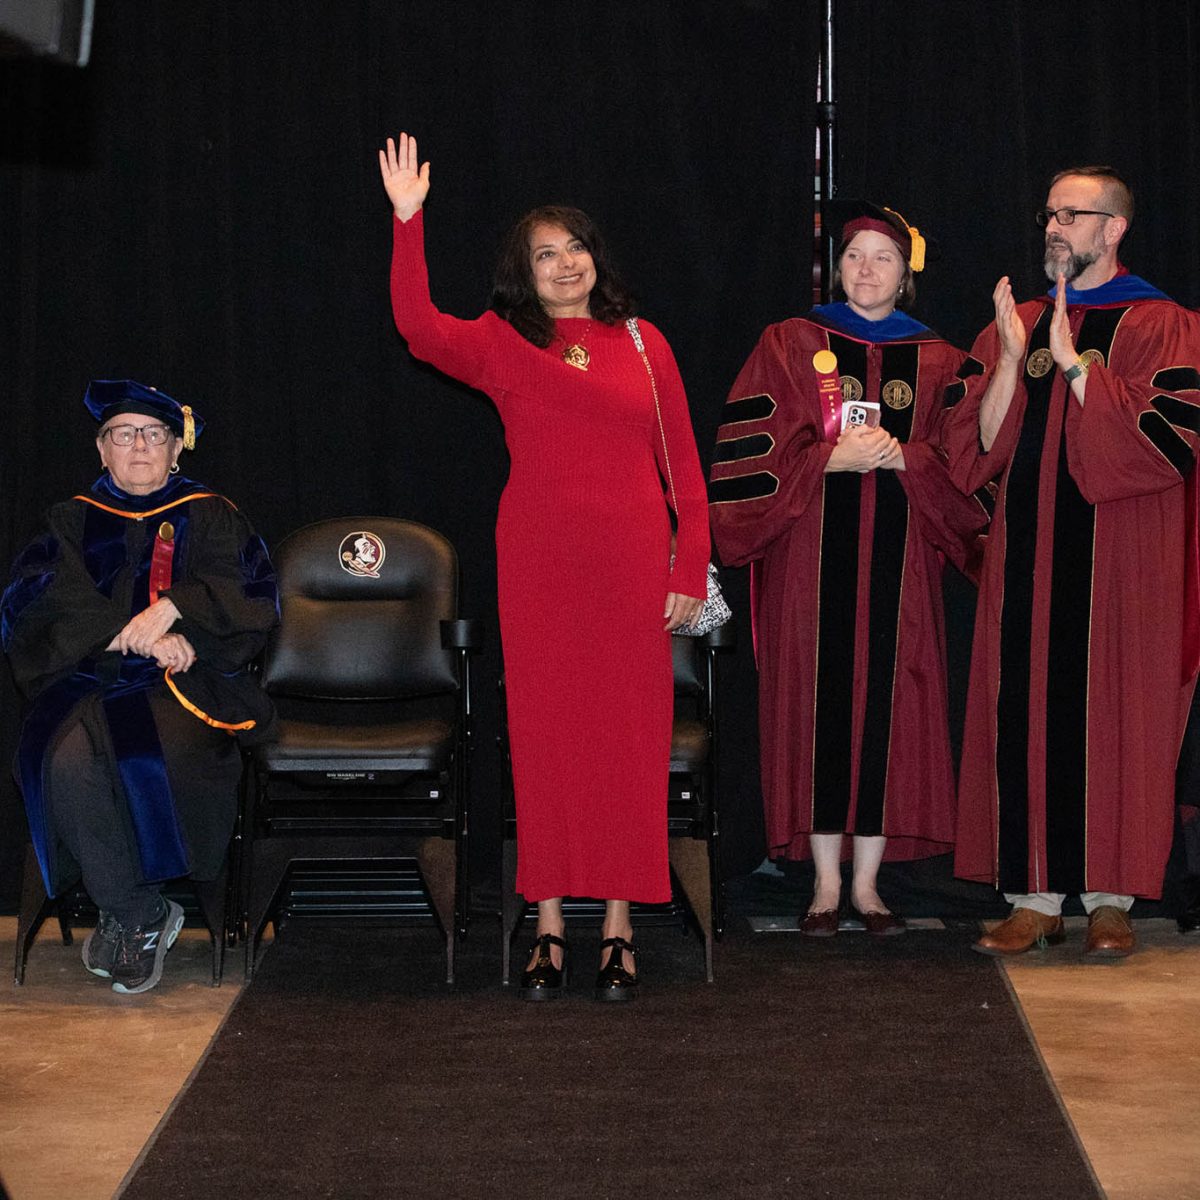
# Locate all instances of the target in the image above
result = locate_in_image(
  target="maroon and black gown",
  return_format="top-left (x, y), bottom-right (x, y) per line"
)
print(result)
top-left (710, 305), bottom-right (986, 861)
top-left (942, 274), bottom-right (1200, 898)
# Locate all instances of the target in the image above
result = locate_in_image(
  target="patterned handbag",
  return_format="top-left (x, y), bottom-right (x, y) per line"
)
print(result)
top-left (628, 317), bottom-right (732, 637)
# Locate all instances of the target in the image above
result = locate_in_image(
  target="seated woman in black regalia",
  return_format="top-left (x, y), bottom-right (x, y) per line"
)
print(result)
top-left (2, 381), bottom-right (278, 993)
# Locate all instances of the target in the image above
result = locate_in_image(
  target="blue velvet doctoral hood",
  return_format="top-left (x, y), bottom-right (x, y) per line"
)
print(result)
top-left (1047, 271), bottom-right (1171, 306)
top-left (808, 301), bottom-right (938, 343)
top-left (88, 471), bottom-right (214, 511)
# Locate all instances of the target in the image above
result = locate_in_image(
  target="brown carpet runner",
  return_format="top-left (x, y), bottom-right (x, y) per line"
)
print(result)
top-left (119, 920), bottom-right (1101, 1199)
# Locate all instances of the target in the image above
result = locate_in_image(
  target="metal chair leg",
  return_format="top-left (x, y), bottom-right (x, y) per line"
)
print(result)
top-left (14, 845), bottom-right (53, 986)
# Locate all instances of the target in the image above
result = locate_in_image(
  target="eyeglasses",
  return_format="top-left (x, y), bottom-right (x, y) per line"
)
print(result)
top-left (100, 423), bottom-right (173, 446)
top-left (1035, 207), bottom-right (1114, 227)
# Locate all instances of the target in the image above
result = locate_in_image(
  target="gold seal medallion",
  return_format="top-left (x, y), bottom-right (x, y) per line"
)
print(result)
top-left (1078, 348), bottom-right (1106, 371)
top-left (882, 380), bottom-right (914, 410)
top-left (839, 375), bottom-right (864, 404)
top-left (158, 521), bottom-right (175, 541)
top-left (1026, 348), bottom-right (1054, 378)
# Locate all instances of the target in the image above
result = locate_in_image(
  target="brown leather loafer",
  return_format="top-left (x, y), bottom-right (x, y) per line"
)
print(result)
top-left (972, 908), bottom-right (1065, 956)
top-left (852, 908), bottom-right (906, 936)
top-left (1084, 906), bottom-right (1135, 959)
top-left (799, 908), bottom-right (839, 937)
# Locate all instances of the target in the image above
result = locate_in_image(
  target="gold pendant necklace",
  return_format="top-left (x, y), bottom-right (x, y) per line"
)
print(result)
top-left (559, 320), bottom-right (593, 371)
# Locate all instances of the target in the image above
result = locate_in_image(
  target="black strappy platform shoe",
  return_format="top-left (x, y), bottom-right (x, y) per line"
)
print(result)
top-left (594, 936), bottom-right (638, 1002)
top-left (519, 933), bottom-right (569, 1001)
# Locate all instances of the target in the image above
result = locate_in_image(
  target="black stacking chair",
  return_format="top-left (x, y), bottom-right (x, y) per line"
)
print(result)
top-left (13, 842), bottom-right (231, 986)
top-left (499, 623), bottom-right (733, 983)
top-left (241, 517), bottom-right (480, 984)
top-left (665, 623), bottom-right (734, 979)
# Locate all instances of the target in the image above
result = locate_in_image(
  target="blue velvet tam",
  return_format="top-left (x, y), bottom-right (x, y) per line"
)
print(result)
top-left (84, 380), bottom-right (205, 448)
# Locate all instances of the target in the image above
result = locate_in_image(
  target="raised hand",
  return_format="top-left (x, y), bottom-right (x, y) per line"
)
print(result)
top-left (979, 277), bottom-right (1026, 451)
top-left (378, 132), bottom-right (430, 222)
top-left (993, 276), bottom-right (1026, 365)
top-left (1048, 272), bottom-right (1077, 370)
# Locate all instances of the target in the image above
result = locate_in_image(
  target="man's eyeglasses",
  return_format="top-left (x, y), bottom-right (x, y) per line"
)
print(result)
top-left (100, 423), bottom-right (173, 446)
top-left (1035, 207), bottom-right (1115, 227)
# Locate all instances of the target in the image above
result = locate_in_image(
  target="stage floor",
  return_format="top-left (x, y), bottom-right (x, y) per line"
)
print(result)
top-left (2, 915), bottom-right (1198, 1199)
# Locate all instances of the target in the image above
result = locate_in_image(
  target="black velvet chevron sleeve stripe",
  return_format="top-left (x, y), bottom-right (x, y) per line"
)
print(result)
top-left (1139, 367), bottom-right (1200, 475)
top-left (1152, 366), bottom-right (1200, 393)
top-left (710, 391), bottom-right (780, 504)
top-left (712, 433), bottom-right (775, 465)
top-left (718, 393), bottom-right (776, 425)
top-left (709, 473), bottom-right (779, 503)
top-left (1137, 410), bottom-right (1194, 476)
top-left (942, 356), bottom-right (986, 408)
top-left (1150, 394), bottom-right (1200, 435)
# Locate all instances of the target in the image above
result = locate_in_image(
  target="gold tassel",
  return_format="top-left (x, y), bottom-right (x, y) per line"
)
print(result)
top-left (883, 206), bottom-right (926, 273)
top-left (908, 228), bottom-right (926, 273)
top-left (182, 405), bottom-right (195, 450)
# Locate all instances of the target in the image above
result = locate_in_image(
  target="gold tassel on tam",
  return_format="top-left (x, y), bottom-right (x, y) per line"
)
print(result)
top-left (182, 405), bottom-right (196, 449)
top-left (883, 206), bottom-right (926, 272)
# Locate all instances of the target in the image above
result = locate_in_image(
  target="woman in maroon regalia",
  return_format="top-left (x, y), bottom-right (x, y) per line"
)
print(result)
top-left (709, 203), bottom-right (986, 937)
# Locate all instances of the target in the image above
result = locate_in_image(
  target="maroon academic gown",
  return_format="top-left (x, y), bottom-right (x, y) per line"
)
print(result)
top-left (710, 310), bottom-right (987, 861)
top-left (943, 281), bottom-right (1200, 898)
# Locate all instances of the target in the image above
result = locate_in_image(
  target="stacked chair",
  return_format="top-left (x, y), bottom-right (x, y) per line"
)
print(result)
top-left (241, 517), bottom-right (480, 984)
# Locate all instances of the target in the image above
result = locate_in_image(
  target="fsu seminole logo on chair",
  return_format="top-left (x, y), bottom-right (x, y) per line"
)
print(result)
top-left (338, 530), bottom-right (386, 578)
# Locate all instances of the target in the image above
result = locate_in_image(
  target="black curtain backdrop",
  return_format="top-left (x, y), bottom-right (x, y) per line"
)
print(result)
top-left (835, 0), bottom-right (1200, 346)
top-left (3, 2), bottom-right (1198, 913)
top-left (0, 1), bottom-right (820, 907)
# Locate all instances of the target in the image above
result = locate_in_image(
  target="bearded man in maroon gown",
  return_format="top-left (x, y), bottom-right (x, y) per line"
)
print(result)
top-left (944, 166), bottom-right (1200, 959)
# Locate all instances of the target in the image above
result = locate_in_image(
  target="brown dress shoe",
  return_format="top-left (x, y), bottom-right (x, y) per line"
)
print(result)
top-left (972, 908), bottom-right (1065, 956)
top-left (1084, 906), bottom-right (1135, 959)
top-left (851, 907), bottom-right (907, 936)
top-left (799, 908), bottom-right (839, 937)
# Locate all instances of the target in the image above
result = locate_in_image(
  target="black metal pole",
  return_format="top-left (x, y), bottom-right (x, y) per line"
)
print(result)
top-left (816, 0), bottom-right (836, 301)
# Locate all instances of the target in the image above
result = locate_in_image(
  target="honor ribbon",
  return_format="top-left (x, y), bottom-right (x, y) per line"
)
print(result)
top-left (813, 349), bottom-right (842, 443)
top-left (149, 522), bottom-right (175, 604)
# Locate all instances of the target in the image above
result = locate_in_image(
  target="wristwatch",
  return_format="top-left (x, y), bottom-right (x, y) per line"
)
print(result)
top-left (1063, 357), bottom-right (1089, 383)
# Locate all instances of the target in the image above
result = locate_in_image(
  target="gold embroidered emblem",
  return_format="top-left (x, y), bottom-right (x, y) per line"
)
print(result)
top-left (1078, 349), bottom-right (1106, 371)
top-left (158, 522), bottom-right (175, 541)
top-left (839, 375), bottom-right (864, 404)
top-left (1026, 348), bottom-right (1054, 378)
top-left (881, 380), bottom-right (914, 410)
top-left (560, 344), bottom-right (590, 371)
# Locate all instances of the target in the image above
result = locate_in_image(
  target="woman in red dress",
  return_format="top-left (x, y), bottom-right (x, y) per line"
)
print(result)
top-left (379, 134), bottom-right (710, 1000)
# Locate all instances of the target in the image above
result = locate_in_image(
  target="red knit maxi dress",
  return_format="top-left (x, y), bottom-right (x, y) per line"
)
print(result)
top-left (390, 211), bottom-right (710, 902)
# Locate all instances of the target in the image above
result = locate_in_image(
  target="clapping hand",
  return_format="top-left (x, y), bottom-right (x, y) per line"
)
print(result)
top-left (379, 132), bottom-right (430, 222)
top-left (1048, 272), bottom-right (1077, 370)
top-left (993, 275), bottom-right (1026, 365)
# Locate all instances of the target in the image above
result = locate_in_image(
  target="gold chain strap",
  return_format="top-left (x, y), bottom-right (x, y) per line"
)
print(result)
top-left (627, 317), bottom-right (678, 512)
